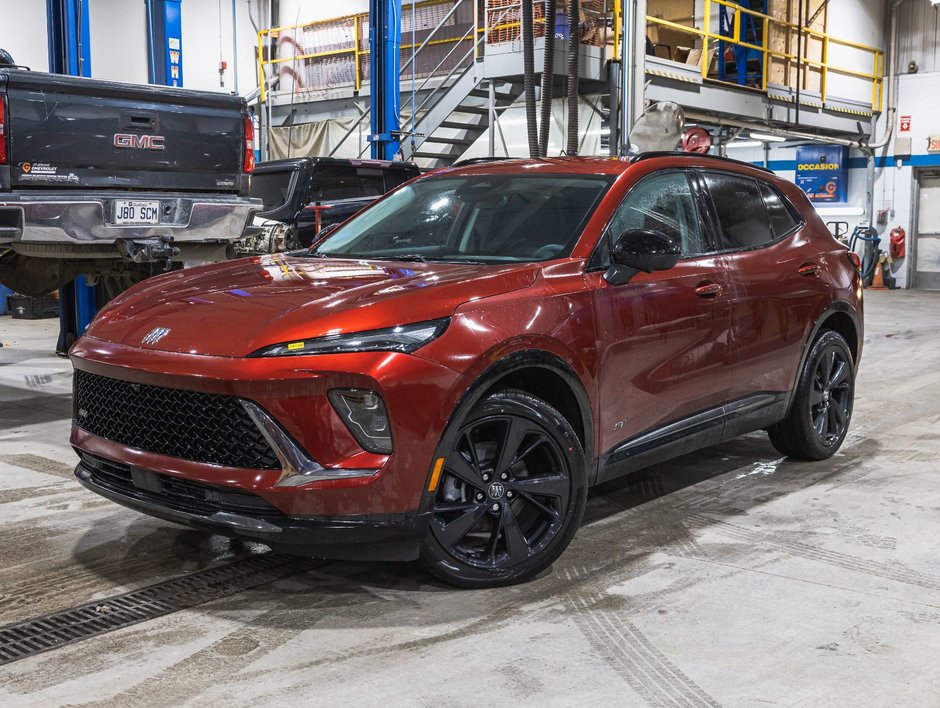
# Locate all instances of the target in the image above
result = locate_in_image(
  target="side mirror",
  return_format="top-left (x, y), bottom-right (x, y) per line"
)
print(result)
top-left (604, 229), bottom-right (680, 285)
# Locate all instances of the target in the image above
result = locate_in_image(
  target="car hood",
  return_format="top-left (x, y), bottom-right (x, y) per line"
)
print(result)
top-left (85, 255), bottom-right (538, 357)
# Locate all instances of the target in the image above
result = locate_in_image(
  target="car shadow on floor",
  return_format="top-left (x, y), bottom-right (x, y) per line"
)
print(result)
top-left (65, 430), bottom-right (881, 623)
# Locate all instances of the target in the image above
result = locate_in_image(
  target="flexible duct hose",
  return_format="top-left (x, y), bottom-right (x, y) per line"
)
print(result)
top-left (566, 0), bottom-right (580, 155)
top-left (522, 0), bottom-right (539, 158)
top-left (538, 0), bottom-right (557, 157)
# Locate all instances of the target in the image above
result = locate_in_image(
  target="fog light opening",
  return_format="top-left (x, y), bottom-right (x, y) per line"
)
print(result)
top-left (328, 388), bottom-right (393, 454)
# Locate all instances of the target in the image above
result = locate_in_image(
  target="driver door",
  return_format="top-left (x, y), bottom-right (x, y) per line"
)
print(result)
top-left (589, 170), bottom-right (733, 458)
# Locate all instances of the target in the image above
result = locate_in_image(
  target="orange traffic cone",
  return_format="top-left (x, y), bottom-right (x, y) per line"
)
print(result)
top-left (868, 256), bottom-right (888, 290)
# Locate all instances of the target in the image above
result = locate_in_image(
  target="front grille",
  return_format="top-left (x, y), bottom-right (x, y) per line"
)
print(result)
top-left (74, 370), bottom-right (280, 470)
top-left (80, 452), bottom-right (287, 520)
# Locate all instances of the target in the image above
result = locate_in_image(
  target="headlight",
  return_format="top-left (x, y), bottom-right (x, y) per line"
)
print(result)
top-left (328, 389), bottom-right (392, 454)
top-left (249, 318), bottom-right (449, 357)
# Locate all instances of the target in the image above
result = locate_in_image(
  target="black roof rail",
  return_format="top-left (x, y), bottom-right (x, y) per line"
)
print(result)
top-left (630, 151), bottom-right (775, 174)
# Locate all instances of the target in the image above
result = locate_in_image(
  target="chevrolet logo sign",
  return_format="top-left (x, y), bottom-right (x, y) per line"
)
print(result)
top-left (141, 327), bottom-right (171, 345)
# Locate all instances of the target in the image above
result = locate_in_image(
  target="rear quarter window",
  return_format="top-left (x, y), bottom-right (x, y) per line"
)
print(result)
top-left (759, 182), bottom-right (802, 238)
top-left (703, 172), bottom-right (773, 250)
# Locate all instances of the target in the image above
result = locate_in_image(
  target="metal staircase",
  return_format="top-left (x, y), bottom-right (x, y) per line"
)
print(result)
top-left (406, 76), bottom-right (523, 167)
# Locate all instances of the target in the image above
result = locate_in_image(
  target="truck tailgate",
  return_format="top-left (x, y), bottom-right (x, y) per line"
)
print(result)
top-left (3, 71), bottom-right (244, 193)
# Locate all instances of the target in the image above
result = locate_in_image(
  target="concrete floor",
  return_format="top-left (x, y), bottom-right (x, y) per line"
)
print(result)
top-left (0, 291), bottom-right (939, 706)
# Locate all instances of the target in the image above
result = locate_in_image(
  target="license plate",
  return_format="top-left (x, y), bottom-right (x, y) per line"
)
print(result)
top-left (113, 200), bottom-right (160, 225)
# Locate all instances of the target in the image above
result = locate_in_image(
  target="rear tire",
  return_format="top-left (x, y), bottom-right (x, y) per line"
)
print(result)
top-left (421, 389), bottom-right (587, 588)
top-left (768, 330), bottom-right (855, 460)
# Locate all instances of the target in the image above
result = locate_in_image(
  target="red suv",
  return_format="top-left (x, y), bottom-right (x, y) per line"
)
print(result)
top-left (70, 154), bottom-right (862, 587)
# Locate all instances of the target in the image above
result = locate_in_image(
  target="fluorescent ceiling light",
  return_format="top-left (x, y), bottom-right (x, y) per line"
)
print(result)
top-left (726, 140), bottom-right (762, 149)
top-left (749, 132), bottom-right (787, 142)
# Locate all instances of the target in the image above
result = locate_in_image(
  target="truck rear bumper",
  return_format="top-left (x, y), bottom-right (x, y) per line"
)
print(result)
top-left (0, 191), bottom-right (261, 257)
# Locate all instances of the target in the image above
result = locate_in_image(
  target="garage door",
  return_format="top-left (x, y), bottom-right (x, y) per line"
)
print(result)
top-left (916, 176), bottom-right (940, 289)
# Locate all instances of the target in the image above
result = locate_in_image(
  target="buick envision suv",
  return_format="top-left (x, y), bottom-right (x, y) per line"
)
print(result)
top-left (70, 154), bottom-right (862, 587)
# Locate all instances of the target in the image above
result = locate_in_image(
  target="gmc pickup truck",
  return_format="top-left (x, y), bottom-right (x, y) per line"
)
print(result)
top-left (0, 64), bottom-right (259, 296)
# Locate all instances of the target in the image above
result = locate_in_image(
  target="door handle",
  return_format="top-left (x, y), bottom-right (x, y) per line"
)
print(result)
top-left (798, 262), bottom-right (821, 276)
top-left (694, 281), bottom-right (723, 297)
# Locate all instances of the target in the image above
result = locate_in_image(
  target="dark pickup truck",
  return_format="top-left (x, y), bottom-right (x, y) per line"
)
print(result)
top-left (0, 65), bottom-right (259, 296)
top-left (239, 157), bottom-right (419, 253)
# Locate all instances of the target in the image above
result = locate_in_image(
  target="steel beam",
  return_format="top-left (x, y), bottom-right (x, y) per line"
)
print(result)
top-left (368, 0), bottom-right (402, 160)
top-left (47, 0), bottom-right (96, 344)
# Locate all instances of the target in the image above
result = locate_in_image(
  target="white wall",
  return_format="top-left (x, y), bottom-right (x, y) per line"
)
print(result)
top-left (182, 0), bottom-right (262, 93)
top-left (89, 0), bottom-right (149, 84)
top-left (276, 0), bottom-right (366, 25)
top-left (0, 0), bottom-right (263, 94)
top-left (898, 1), bottom-right (940, 74)
top-left (868, 71), bottom-right (940, 289)
top-left (0, 0), bottom-right (50, 72)
top-left (824, 0), bottom-right (884, 105)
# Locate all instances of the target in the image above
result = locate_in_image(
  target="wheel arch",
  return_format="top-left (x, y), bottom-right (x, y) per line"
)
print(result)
top-left (785, 301), bottom-right (861, 416)
top-left (444, 349), bottom-right (595, 467)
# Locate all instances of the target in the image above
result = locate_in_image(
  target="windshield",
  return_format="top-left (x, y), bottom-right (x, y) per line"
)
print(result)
top-left (308, 173), bottom-right (612, 263)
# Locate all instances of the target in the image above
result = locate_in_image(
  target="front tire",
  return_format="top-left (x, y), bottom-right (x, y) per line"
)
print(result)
top-left (421, 390), bottom-right (587, 588)
top-left (768, 330), bottom-right (855, 460)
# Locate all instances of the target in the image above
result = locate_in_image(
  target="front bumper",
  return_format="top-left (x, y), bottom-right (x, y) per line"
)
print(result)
top-left (70, 335), bottom-right (462, 521)
top-left (0, 191), bottom-right (261, 257)
top-left (76, 453), bottom-right (429, 561)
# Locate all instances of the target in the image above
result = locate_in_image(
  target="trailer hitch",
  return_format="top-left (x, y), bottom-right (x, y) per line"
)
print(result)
top-left (116, 238), bottom-right (181, 269)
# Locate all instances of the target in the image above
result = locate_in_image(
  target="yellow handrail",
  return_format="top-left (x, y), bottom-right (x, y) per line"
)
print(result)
top-left (258, 0), bottom-right (884, 114)
top-left (623, 0), bottom-right (884, 112)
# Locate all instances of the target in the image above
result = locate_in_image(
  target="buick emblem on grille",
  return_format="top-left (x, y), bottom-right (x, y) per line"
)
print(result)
top-left (141, 327), bottom-right (171, 345)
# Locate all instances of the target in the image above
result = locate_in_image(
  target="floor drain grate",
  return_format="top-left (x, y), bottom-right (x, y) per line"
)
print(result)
top-left (0, 554), bottom-right (323, 666)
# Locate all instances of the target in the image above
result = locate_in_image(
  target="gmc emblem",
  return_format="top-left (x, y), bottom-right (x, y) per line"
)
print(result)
top-left (113, 133), bottom-right (165, 150)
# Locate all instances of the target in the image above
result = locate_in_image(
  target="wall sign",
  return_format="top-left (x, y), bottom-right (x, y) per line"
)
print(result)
top-left (796, 145), bottom-right (848, 203)
top-left (900, 115), bottom-right (912, 132)
top-left (928, 136), bottom-right (940, 153)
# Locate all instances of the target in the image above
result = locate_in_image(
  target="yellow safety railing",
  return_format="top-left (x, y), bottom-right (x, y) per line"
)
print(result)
top-left (257, 0), bottom-right (480, 103)
top-left (616, 0), bottom-right (884, 112)
top-left (257, 0), bottom-right (612, 103)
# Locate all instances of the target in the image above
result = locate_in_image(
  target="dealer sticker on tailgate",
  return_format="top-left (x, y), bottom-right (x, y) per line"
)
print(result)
top-left (114, 200), bottom-right (160, 225)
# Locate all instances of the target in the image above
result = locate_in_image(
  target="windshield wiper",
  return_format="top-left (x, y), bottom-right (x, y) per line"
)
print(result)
top-left (389, 254), bottom-right (429, 263)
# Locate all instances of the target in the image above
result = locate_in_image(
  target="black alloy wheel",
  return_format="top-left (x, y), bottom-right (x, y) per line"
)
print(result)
top-left (768, 330), bottom-right (855, 460)
top-left (422, 390), bottom-right (586, 587)
top-left (809, 346), bottom-right (852, 445)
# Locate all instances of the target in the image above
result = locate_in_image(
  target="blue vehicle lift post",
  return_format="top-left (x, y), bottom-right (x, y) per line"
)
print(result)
top-left (368, 0), bottom-right (402, 160)
top-left (47, 0), bottom-right (96, 351)
top-left (145, 0), bottom-right (184, 87)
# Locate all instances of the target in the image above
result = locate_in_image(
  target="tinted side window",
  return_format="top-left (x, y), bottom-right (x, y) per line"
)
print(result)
top-left (249, 170), bottom-right (294, 211)
top-left (703, 173), bottom-right (773, 249)
top-left (355, 168), bottom-right (387, 197)
top-left (385, 170), bottom-right (414, 191)
top-left (608, 172), bottom-right (705, 256)
top-left (759, 183), bottom-right (800, 238)
top-left (311, 165), bottom-right (386, 200)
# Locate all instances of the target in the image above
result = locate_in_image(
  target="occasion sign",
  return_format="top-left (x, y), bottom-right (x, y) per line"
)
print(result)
top-left (796, 146), bottom-right (848, 203)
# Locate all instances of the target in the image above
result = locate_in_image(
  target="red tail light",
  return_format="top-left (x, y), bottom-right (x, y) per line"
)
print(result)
top-left (847, 251), bottom-right (861, 271)
top-left (243, 115), bottom-right (255, 173)
top-left (0, 99), bottom-right (7, 165)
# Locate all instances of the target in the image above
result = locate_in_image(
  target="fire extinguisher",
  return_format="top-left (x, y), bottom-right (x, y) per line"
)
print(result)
top-left (889, 226), bottom-right (906, 259)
